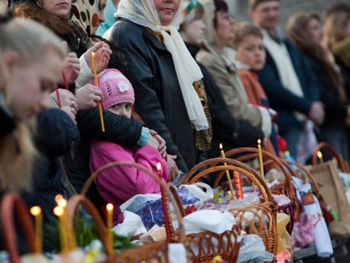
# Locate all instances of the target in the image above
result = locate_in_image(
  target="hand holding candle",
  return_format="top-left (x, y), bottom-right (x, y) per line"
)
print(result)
top-left (30, 206), bottom-right (42, 254)
top-left (219, 143), bottom-right (235, 201)
top-left (91, 52), bottom-right (105, 132)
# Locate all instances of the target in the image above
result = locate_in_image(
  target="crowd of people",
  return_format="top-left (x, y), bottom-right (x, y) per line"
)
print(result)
top-left (0, 0), bottom-right (350, 255)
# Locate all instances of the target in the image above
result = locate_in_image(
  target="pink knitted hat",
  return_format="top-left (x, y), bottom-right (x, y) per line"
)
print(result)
top-left (94, 68), bottom-right (135, 110)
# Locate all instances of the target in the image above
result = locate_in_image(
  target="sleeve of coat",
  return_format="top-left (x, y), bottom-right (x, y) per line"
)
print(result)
top-left (76, 108), bottom-right (143, 148)
top-left (197, 51), bottom-right (263, 128)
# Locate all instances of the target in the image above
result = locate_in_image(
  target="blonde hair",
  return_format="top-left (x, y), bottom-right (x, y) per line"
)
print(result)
top-left (249, 0), bottom-right (280, 10)
top-left (322, 9), bottom-right (350, 52)
top-left (0, 14), bottom-right (66, 191)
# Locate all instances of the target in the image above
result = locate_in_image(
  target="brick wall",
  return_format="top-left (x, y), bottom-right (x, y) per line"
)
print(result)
top-left (228, 0), bottom-right (346, 34)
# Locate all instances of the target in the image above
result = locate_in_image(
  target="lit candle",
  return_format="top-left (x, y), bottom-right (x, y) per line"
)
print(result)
top-left (30, 206), bottom-right (42, 254)
top-left (53, 206), bottom-right (69, 253)
top-left (317, 151), bottom-right (324, 164)
top-left (91, 52), bottom-right (105, 132)
top-left (234, 171), bottom-right (243, 199)
top-left (106, 203), bottom-right (114, 254)
top-left (219, 143), bottom-right (235, 200)
top-left (257, 139), bottom-right (265, 179)
top-left (157, 162), bottom-right (170, 244)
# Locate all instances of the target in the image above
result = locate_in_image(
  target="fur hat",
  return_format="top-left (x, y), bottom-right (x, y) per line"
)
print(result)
top-left (93, 68), bottom-right (134, 110)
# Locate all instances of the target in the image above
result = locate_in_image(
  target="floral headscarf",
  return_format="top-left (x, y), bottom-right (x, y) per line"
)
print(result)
top-left (116, 0), bottom-right (208, 131)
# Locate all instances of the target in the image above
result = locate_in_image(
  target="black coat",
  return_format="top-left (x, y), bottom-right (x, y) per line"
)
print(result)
top-left (105, 18), bottom-right (198, 172)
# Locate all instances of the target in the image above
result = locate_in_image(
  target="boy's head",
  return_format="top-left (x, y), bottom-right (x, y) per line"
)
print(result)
top-left (248, 0), bottom-right (280, 33)
top-left (94, 69), bottom-right (134, 117)
top-left (179, 0), bottom-right (206, 46)
top-left (233, 22), bottom-right (265, 71)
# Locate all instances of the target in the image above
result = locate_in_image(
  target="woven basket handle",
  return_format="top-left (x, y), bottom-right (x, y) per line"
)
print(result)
top-left (311, 142), bottom-right (348, 172)
top-left (181, 158), bottom-right (273, 203)
top-left (68, 161), bottom-right (187, 255)
top-left (1, 192), bottom-right (37, 263)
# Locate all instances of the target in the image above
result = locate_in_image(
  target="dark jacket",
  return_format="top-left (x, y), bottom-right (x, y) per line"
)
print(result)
top-left (186, 43), bottom-right (264, 157)
top-left (105, 18), bottom-right (198, 172)
top-left (335, 55), bottom-right (350, 104)
top-left (63, 108), bottom-right (143, 205)
top-left (308, 56), bottom-right (347, 129)
top-left (258, 38), bottom-right (320, 134)
top-left (21, 108), bottom-right (80, 252)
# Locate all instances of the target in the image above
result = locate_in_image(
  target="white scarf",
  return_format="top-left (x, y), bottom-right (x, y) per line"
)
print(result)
top-left (116, 0), bottom-right (208, 130)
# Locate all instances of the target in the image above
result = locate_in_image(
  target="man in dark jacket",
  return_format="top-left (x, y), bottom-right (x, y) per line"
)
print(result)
top-left (248, 0), bottom-right (324, 157)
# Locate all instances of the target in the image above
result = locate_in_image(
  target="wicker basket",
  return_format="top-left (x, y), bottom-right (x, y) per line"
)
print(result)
top-left (168, 184), bottom-right (240, 263)
top-left (181, 157), bottom-right (278, 257)
top-left (211, 147), bottom-right (299, 235)
top-left (0, 192), bottom-right (37, 263)
top-left (311, 142), bottom-right (349, 172)
top-left (67, 161), bottom-right (190, 263)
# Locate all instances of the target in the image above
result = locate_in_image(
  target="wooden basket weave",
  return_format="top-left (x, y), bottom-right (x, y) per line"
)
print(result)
top-left (181, 157), bottom-right (278, 257)
top-left (1, 192), bottom-right (37, 263)
top-left (212, 147), bottom-right (300, 235)
top-left (168, 184), bottom-right (240, 263)
top-left (67, 161), bottom-right (190, 263)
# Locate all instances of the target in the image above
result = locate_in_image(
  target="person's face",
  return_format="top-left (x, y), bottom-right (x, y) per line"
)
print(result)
top-left (153, 0), bottom-right (181, 26)
top-left (5, 48), bottom-right (63, 121)
top-left (107, 102), bottom-right (133, 118)
top-left (41, 0), bottom-right (72, 19)
top-left (181, 19), bottom-right (206, 46)
top-left (98, 0), bottom-right (107, 24)
top-left (249, 1), bottom-right (280, 32)
top-left (307, 18), bottom-right (322, 46)
top-left (215, 11), bottom-right (235, 46)
top-left (235, 35), bottom-right (266, 71)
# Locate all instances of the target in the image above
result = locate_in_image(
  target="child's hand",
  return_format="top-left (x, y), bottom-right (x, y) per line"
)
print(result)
top-left (50, 89), bottom-right (78, 111)
top-left (76, 84), bottom-right (103, 110)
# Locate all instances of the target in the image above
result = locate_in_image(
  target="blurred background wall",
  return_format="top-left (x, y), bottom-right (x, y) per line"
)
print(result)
top-left (228, 0), bottom-right (347, 34)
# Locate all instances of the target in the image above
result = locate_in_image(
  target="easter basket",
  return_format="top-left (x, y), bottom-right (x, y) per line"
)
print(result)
top-left (0, 192), bottom-right (38, 263)
top-left (168, 184), bottom-right (241, 263)
top-left (211, 147), bottom-right (299, 235)
top-left (181, 157), bottom-right (278, 257)
top-left (67, 161), bottom-right (191, 263)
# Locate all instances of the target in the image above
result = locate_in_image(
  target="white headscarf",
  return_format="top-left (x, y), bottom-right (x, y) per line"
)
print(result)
top-left (116, 0), bottom-right (208, 131)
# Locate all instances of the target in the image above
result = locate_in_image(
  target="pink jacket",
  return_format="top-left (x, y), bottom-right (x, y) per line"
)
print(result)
top-left (90, 140), bottom-right (169, 225)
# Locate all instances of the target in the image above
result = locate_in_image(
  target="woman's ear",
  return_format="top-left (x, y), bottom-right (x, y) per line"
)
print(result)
top-left (2, 51), bottom-right (19, 77)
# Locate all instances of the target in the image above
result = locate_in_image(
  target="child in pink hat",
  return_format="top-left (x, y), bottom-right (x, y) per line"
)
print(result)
top-left (89, 69), bottom-right (169, 225)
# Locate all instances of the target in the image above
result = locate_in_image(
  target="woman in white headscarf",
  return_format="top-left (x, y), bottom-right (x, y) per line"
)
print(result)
top-left (104, 0), bottom-right (212, 175)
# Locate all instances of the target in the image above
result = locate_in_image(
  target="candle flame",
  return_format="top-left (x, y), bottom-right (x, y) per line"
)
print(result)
top-left (53, 206), bottom-right (64, 217)
top-left (57, 198), bottom-right (67, 208)
top-left (257, 139), bottom-right (261, 145)
top-left (106, 203), bottom-right (114, 211)
top-left (55, 194), bottom-right (64, 203)
top-left (30, 206), bottom-right (42, 216)
top-left (219, 143), bottom-right (223, 150)
top-left (156, 162), bottom-right (162, 171)
top-left (317, 151), bottom-right (323, 159)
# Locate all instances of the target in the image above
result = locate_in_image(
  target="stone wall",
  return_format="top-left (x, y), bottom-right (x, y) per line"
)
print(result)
top-left (227, 0), bottom-right (346, 34)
